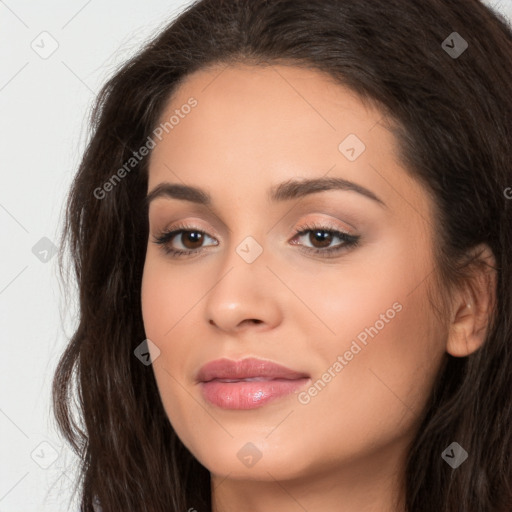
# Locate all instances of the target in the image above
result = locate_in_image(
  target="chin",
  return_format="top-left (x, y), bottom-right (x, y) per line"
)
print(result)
top-left (190, 438), bottom-right (316, 482)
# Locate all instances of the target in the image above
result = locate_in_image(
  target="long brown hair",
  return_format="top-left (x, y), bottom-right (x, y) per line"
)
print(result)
top-left (53, 0), bottom-right (512, 510)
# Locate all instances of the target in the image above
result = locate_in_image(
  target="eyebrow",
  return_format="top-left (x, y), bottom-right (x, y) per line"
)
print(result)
top-left (145, 177), bottom-right (386, 208)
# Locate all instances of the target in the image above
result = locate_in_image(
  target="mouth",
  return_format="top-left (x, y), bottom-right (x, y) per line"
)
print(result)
top-left (196, 357), bottom-right (310, 410)
top-left (196, 356), bottom-right (309, 383)
top-left (199, 377), bottom-right (310, 409)
top-left (208, 376), bottom-right (305, 382)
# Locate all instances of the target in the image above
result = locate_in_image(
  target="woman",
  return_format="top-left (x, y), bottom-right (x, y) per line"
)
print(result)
top-left (53, 0), bottom-right (512, 510)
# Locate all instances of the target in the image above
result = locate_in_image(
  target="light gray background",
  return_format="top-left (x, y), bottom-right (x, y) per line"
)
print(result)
top-left (1, 0), bottom-right (511, 510)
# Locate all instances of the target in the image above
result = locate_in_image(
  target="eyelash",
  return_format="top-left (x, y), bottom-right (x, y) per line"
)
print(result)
top-left (152, 221), bottom-right (360, 259)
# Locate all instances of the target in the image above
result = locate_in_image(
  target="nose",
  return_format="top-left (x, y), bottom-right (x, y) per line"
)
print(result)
top-left (203, 242), bottom-right (284, 334)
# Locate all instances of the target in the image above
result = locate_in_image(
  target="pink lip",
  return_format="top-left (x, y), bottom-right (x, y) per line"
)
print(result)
top-left (197, 357), bottom-right (310, 410)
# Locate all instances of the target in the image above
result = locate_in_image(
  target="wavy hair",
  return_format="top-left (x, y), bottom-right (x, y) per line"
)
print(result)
top-left (53, 0), bottom-right (512, 510)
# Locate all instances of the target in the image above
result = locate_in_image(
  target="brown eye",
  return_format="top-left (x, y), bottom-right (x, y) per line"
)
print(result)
top-left (153, 225), bottom-right (218, 257)
top-left (306, 229), bottom-right (334, 249)
top-left (177, 230), bottom-right (205, 250)
top-left (291, 223), bottom-right (360, 257)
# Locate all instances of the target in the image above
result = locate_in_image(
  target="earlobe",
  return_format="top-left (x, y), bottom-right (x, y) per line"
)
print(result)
top-left (445, 244), bottom-right (497, 358)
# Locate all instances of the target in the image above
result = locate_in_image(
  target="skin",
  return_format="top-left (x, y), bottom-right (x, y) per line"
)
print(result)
top-left (140, 64), bottom-right (495, 511)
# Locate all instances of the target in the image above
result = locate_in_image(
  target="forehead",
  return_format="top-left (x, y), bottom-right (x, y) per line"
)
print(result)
top-left (146, 64), bottom-right (426, 216)
top-left (151, 63), bottom-right (388, 151)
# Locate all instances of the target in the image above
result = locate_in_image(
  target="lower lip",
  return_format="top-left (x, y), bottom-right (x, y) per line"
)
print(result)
top-left (200, 378), bottom-right (310, 410)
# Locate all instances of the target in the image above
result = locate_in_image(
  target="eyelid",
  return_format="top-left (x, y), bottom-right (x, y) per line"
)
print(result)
top-left (158, 218), bottom-right (221, 238)
top-left (158, 215), bottom-right (354, 242)
top-left (290, 206), bottom-right (359, 230)
top-left (153, 216), bottom-right (360, 260)
top-left (156, 212), bottom-right (357, 239)
top-left (291, 214), bottom-right (356, 236)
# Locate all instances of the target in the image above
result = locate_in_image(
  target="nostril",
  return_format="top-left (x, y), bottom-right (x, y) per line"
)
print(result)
top-left (240, 319), bottom-right (262, 326)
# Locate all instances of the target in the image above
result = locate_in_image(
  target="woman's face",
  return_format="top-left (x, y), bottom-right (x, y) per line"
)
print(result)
top-left (141, 64), bottom-right (447, 487)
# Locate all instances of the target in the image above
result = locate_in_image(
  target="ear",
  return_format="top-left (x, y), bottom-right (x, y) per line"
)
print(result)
top-left (446, 244), bottom-right (497, 357)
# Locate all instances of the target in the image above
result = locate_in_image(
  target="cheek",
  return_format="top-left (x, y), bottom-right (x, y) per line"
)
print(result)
top-left (292, 241), bottom-right (445, 444)
top-left (140, 256), bottom-right (200, 442)
top-left (141, 254), bottom-right (201, 339)
top-left (300, 275), bottom-right (444, 457)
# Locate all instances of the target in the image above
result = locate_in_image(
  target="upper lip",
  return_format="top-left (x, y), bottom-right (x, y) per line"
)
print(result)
top-left (196, 357), bottom-right (310, 383)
